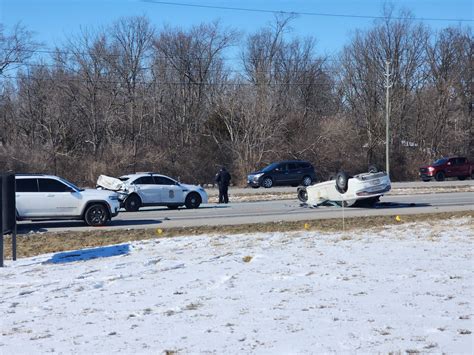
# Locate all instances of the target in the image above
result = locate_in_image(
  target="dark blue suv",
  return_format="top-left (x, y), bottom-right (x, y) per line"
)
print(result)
top-left (247, 160), bottom-right (316, 188)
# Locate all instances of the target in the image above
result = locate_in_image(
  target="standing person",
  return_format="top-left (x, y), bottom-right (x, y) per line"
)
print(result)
top-left (215, 166), bottom-right (231, 204)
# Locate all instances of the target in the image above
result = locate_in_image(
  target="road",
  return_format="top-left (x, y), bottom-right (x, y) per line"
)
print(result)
top-left (17, 188), bottom-right (474, 234)
top-left (205, 180), bottom-right (474, 196)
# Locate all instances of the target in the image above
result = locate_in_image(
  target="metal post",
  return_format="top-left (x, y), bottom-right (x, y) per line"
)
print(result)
top-left (384, 61), bottom-right (392, 177)
top-left (0, 177), bottom-right (3, 268)
top-left (12, 224), bottom-right (16, 261)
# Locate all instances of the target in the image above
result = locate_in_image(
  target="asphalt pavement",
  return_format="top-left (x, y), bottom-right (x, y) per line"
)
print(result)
top-left (17, 185), bottom-right (474, 233)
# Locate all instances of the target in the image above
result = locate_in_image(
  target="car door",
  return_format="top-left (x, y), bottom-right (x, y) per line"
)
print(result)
top-left (286, 163), bottom-right (301, 184)
top-left (154, 176), bottom-right (184, 204)
top-left (37, 178), bottom-right (82, 216)
top-left (131, 176), bottom-right (160, 204)
top-left (445, 158), bottom-right (460, 177)
top-left (272, 163), bottom-right (288, 184)
top-left (16, 178), bottom-right (40, 217)
top-left (455, 157), bottom-right (467, 176)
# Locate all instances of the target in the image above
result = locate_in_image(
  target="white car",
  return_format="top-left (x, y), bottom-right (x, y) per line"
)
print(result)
top-left (97, 173), bottom-right (208, 212)
top-left (297, 170), bottom-right (391, 207)
top-left (16, 174), bottom-right (120, 226)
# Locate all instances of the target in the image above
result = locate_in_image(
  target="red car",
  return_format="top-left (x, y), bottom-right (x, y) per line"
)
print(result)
top-left (419, 157), bottom-right (474, 181)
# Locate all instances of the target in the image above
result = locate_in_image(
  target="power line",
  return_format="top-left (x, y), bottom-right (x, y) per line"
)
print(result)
top-left (141, 0), bottom-right (473, 22)
top-left (9, 61), bottom-right (340, 75)
top-left (3, 47), bottom-right (339, 62)
top-left (1, 73), bottom-right (336, 86)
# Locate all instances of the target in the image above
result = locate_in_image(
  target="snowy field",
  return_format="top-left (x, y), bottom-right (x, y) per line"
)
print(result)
top-left (1, 217), bottom-right (473, 354)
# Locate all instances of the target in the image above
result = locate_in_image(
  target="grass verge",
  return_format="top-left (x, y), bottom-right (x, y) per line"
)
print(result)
top-left (2, 211), bottom-right (472, 259)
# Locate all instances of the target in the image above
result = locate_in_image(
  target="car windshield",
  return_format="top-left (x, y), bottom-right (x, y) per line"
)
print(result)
top-left (59, 177), bottom-right (83, 191)
top-left (262, 163), bottom-right (280, 172)
top-left (432, 158), bottom-right (448, 166)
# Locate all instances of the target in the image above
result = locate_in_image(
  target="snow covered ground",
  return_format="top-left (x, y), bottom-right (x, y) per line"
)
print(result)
top-left (1, 217), bottom-right (473, 354)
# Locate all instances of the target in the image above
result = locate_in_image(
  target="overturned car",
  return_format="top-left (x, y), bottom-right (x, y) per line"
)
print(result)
top-left (97, 173), bottom-right (208, 211)
top-left (297, 169), bottom-right (391, 207)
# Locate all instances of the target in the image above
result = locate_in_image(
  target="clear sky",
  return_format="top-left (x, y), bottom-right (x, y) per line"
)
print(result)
top-left (1, 0), bottom-right (472, 58)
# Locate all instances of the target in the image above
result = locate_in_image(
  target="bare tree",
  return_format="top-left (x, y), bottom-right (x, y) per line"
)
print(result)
top-left (0, 22), bottom-right (38, 76)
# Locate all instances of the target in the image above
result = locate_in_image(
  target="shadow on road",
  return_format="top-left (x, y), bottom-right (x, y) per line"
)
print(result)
top-left (17, 219), bottom-right (161, 234)
top-left (374, 202), bottom-right (431, 209)
top-left (132, 204), bottom-right (229, 212)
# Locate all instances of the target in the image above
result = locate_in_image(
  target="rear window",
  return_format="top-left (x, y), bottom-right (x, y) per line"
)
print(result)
top-left (132, 176), bottom-right (155, 185)
top-left (16, 178), bottom-right (38, 192)
top-left (299, 162), bottom-right (311, 169)
top-left (154, 176), bottom-right (175, 185)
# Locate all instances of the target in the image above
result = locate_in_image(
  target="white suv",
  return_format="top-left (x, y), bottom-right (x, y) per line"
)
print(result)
top-left (98, 173), bottom-right (208, 212)
top-left (16, 174), bottom-right (120, 226)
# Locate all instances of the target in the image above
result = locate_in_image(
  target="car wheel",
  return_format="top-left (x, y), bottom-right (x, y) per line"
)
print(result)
top-left (262, 177), bottom-right (273, 188)
top-left (124, 194), bottom-right (141, 212)
top-left (301, 176), bottom-right (312, 186)
top-left (368, 165), bottom-right (378, 173)
top-left (435, 171), bottom-right (445, 182)
top-left (297, 187), bottom-right (308, 203)
top-left (185, 192), bottom-right (201, 209)
top-left (84, 203), bottom-right (109, 226)
top-left (335, 171), bottom-right (349, 193)
top-left (457, 176), bottom-right (466, 181)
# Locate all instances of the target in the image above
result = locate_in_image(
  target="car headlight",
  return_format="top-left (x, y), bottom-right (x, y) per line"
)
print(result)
top-left (253, 173), bottom-right (264, 180)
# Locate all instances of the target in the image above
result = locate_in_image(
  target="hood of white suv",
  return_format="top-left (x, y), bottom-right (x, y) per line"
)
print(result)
top-left (81, 188), bottom-right (120, 200)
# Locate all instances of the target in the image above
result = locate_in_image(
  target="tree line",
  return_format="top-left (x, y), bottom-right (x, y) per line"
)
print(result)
top-left (0, 9), bottom-right (472, 185)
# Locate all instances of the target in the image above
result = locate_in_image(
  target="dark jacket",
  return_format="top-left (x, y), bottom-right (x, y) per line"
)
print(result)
top-left (215, 168), bottom-right (231, 187)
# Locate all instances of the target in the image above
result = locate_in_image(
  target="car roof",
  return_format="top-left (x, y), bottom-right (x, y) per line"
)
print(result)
top-left (274, 160), bottom-right (311, 164)
top-left (15, 174), bottom-right (59, 179)
top-left (120, 173), bottom-right (173, 179)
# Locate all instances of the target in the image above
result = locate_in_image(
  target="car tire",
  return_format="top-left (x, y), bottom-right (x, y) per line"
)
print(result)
top-left (84, 203), bottom-right (109, 226)
top-left (335, 171), bottom-right (349, 193)
top-left (368, 165), bottom-right (378, 173)
top-left (185, 192), bottom-right (201, 209)
top-left (457, 176), bottom-right (466, 181)
top-left (435, 171), bottom-right (445, 182)
top-left (297, 187), bottom-right (308, 203)
top-left (124, 194), bottom-right (141, 212)
top-left (262, 177), bottom-right (273, 188)
top-left (301, 176), bottom-right (312, 186)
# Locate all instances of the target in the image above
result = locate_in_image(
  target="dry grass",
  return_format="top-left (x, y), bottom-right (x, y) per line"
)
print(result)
top-left (2, 211), bottom-right (472, 260)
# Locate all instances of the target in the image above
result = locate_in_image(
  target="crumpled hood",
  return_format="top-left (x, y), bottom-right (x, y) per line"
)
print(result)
top-left (97, 175), bottom-right (125, 191)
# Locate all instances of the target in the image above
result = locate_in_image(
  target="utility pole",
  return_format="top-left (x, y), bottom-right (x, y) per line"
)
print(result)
top-left (384, 60), bottom-right (393, 177)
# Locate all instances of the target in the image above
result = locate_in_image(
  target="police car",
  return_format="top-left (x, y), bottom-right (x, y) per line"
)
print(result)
top-left (97, 173), bottom-right (208, 212)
